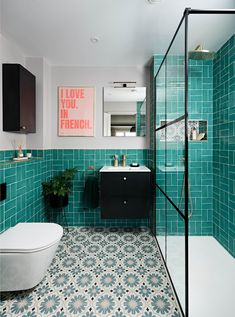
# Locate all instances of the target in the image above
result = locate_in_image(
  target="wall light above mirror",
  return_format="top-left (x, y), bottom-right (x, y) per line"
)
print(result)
top-left (103, 87), bottom-right (146, 137)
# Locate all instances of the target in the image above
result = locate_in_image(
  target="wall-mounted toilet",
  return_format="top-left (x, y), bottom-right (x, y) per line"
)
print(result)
top-left (0, 222), bottom-right (63, 292)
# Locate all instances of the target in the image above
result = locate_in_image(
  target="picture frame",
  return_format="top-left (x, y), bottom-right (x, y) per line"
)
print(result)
top-left (58, 86), bottom-right (95, 136)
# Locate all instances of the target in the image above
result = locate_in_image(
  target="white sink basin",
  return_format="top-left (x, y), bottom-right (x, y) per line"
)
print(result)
top-left (100, 166), bottom-right (151, 172)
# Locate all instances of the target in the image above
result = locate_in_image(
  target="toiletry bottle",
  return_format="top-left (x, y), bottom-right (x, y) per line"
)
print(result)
top-left (114, 155), bottom-right (118, 167)
top-left (191, 127), bottom-right (197, 140)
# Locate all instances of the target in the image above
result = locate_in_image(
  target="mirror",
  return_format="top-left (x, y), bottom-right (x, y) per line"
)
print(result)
top-left (103, 87), bottom-right (146, 137)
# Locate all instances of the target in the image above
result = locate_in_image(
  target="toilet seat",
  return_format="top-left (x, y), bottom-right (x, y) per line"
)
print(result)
top-left (0, 223), bottom-right (63, 253)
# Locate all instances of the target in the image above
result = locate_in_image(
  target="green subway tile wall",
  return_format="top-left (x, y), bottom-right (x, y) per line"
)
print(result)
top-left (213, 35), bottom-right (235, 257)
top-left (51, 149), bottom-right (149, 227)
top-left (0, 150), bottom-right (52, 233)
top-left (153, 55), bottom-right (213, 236)
top-left (0, 149), bottom-right (149, 233)
top-left (188, 59), bottom-right (214, 235)
top-left (152, 34), bottom-right (235, 258)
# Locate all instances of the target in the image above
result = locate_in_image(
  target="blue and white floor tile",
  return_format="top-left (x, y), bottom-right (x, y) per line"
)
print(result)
top-left (0, 227), bottom-right (182, 317)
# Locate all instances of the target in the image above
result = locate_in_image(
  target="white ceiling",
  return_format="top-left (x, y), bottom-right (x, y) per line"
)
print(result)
top-left (0, 0), bottom-right (234, 66)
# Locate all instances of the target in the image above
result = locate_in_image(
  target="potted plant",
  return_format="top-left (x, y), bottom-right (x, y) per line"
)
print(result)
top-left (42, 168), bottom-right (78, 208)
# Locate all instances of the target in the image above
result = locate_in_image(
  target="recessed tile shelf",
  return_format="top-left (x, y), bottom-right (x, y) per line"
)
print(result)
top-left (159, 119), bottom-right (208, 142)
top-left (0, 157), bottom-right (44, 167)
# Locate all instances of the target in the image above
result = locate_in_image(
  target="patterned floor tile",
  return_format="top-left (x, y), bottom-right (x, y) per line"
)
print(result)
top-left (0, 227), bottom-right (182, 317)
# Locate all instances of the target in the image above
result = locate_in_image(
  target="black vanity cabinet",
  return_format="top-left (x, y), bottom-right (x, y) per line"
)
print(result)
top-left (100, 171), bottom-right (151, 219)
top-left (3, 64), bottom-right (36, 133)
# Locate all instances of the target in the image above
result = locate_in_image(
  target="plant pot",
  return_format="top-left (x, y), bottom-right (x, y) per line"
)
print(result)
top-left (49, 193), bottom-right (69, 208)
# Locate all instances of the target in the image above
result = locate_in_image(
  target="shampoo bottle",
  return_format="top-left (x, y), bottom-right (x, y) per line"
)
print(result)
top-left (192, 127), bottom-right (197, 140)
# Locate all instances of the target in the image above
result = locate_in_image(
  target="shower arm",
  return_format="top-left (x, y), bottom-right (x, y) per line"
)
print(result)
top-left (194, 45), bottom-right (202, 51)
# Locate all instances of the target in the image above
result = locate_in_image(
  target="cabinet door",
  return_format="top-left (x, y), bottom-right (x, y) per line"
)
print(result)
top-left (20, 66), bottom-right (36, 133)
top-left (101, 196), bottom-right (150, 219)
top-left (2, 64), bottom-right (20, 132)
top-left (101, 172), bottom-right (150, 196)
top-left (2, 64), bottom-right (36, 133)
top-left (120, 173), bottom-right (151, 197)
top-left (100, 172), bottom-right (125, 196)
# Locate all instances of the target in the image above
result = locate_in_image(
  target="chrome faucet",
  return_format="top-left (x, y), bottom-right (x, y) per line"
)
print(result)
top-left (113, 155), bottom-right (118, 167)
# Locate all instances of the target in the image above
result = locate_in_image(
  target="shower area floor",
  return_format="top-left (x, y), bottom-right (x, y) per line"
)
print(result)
top-left (0, 227), bottom-right (182, 317)
top-left (159, 236), bottom-right (235, 317)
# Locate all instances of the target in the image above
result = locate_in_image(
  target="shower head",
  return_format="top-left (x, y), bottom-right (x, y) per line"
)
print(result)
top-left (188, 45), bottom-right (216, 60)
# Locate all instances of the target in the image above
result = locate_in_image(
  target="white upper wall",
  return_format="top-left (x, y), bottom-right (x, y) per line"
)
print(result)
top-left (0, 32), bottom-right (52, 151)
top-left (25, 57), bottom-right (45, 149)
top-left (51, 66), bottom-right (149, 149)
top-left (0, 32), bottom-right (149, 150)
top-left (26, 57), bottom-right (52, 150)
top-left (43, 60), bottom-right (52, 149)
top-left (0, 0), bottom-right (2, 33)
top-left (0, 34), bottom-right (26, 150)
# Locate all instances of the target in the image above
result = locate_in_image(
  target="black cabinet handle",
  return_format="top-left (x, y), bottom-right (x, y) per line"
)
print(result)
top-left (123, 177), bottom-right (127, 181)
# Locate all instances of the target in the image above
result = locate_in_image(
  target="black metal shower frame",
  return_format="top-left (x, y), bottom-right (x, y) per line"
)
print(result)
top-left (153, 8), bottom-right (235, 317)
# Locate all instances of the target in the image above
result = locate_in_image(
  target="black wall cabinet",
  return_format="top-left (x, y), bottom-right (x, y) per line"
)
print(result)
top-left (100, 172), bottom-right (151, 219)
top-left (3, 64), bottom-right (36, 133)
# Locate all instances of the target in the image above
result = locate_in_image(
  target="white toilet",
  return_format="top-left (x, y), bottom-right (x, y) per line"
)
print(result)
top-left (0, 222), bottom-right (63, 292)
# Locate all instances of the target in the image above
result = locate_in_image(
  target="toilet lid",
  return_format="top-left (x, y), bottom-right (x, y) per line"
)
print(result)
top-left (0, 223), bottom-right (63, 253)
